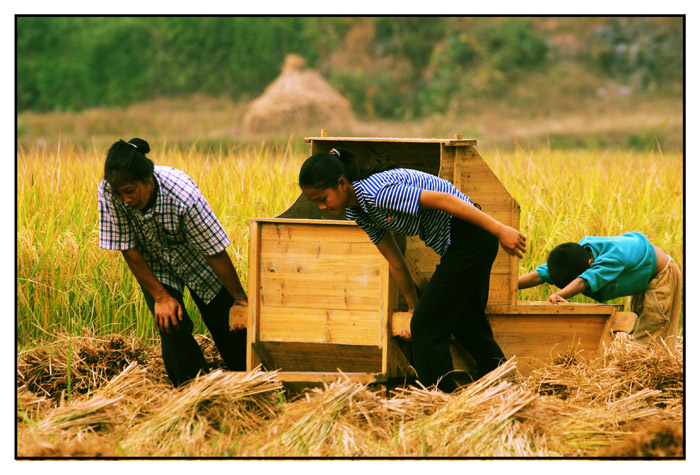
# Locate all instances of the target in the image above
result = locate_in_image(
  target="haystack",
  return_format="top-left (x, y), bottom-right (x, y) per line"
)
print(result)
top-left (243, 54), bottom-right (356, 134)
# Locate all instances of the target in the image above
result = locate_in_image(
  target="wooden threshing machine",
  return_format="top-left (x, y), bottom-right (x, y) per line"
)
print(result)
top-left (233, 133), bottom-right (636, 385)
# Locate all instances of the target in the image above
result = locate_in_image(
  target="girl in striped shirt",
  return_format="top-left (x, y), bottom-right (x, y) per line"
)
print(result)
top-left (299, 147), bottom-right (526, 392)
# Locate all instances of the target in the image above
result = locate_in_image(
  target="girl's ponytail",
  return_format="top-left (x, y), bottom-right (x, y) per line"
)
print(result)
top-left (299, 146), bottom-right (396, 190)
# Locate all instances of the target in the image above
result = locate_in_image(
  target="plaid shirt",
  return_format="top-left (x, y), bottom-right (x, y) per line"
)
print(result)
top-left (98, 166), bottom-right (231, 304)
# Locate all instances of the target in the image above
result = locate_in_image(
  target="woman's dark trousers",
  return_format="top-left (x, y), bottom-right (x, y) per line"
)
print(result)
top-left (410, 218), bottom-right (505, 392)
top-left (142, 284), bottom-right (247, 387)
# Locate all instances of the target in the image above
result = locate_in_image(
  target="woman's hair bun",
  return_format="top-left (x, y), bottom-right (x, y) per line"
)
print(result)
top-left (127, 138), bottom-right (150, 154)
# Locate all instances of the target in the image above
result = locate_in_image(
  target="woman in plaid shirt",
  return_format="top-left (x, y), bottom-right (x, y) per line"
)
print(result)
top-left (98, 138), bottom-right (248, 386)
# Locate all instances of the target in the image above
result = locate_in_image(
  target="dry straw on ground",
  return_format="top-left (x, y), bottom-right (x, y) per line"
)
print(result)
top-left (16, 333), bottom-right (683, 458)
top-left (243, 54), bottom-right (356, 135)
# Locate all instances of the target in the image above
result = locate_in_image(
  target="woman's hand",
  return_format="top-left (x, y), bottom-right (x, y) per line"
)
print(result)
top-left (229, 302), bottom-right (248, 331)
top-left (154, 294), bottom-right (184, 334)
top-left (497, 224), bottom-right (527, 258)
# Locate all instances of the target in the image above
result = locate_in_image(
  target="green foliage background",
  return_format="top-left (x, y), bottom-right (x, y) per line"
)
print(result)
top-left (17, 16), bottom-right (683, 118)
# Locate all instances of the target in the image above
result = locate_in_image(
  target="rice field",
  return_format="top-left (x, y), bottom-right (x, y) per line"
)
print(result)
top-left (16, 141), bottom-right (684, 458)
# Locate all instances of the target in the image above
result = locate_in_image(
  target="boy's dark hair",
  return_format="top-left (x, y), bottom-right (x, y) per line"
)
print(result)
top-left (299, 147), bottom-right (395, 190)
top-left (547, 242), bottom-right (591, 289)
top-left (104, 137), bottom-right (154, 185)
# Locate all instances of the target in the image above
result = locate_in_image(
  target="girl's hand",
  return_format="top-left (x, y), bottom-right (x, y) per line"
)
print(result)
top-left (498, 224), bottom-right (527, 258)
top-left (154, 295), bottom-right (184, 334)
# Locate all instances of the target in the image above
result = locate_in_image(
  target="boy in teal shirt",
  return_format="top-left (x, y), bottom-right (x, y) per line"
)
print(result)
top-left (519, 232), bottom-right (681, 348)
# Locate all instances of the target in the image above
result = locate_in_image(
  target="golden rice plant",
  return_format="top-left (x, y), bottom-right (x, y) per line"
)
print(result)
top-left (16, 141), bottom-right (683, 348)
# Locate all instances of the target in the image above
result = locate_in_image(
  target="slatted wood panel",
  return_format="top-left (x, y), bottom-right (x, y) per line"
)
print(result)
top-left (448, 144), bottom-right (520, 306)
top-left (254, 220), bottom-right (388, 349)
top-left (392, 301), bottom-right (623, 376)
top-left (254, 341), bottom-right (383, 373)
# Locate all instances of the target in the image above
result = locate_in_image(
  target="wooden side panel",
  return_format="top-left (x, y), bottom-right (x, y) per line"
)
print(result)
top-left (450, 144), bottom-right (520, 307)
top-left (252, 220), bottom-right (387, 366)
top-left (392, 302), bottom-right (620, 376)
top-left (254, 341), bottom-right (383, 373)
top-left (488, 314), bottom-right (607, 356)
top-left (258, 223), bottom-right (383, 313)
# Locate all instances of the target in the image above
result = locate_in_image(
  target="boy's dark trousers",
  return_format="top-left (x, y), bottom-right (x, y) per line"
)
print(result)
top-left (410, 218), bottom-right (505, 392)
top-left (141, 284), bottom-right (247, 387)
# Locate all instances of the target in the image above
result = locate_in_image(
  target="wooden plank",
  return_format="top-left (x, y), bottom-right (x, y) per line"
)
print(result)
top-left (391, 308), bottom-right (615, 347)
top-left (488, 274), bottom-right (512, 305)
top-left (258, 307), bottom-right (381, 345)
top-left (610, 311), bottom-right (637, 333)
top-left (260, 241), bottom-right (380, 259)
top-left (259, 222), bottom-right (368, 242)
top-left (488, 314), bottom-right (606, 350)
top-left (260, 275), bottom-right (382, 311)
top-left (246, 219), bottom-right (262, 371)
top-left (459, 146), bottom-right (510, 196)
top-left (508, 199), bottom-right (521, 307)
top-left (379, 257), bottom-right (392, 374)
top-left (258, 257), bottom-right (381, 277)
top-left (274, 371), bottom-right (381, 384)
top-left (488, 301), bottom-right (621, 315)
top-left (438, 143), bottom-right (456, 184)
top-left (306, 136), bottom-right (477, 145)
top-left (253, 217), bottom-right (358, 226)
top-left (253, 341), bottom-right (382, 373)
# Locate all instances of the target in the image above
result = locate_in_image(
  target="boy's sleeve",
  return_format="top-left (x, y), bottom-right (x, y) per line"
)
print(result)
top-left (98, 180), bottom-right (137, 250)
top-left (182, 195), bottom-right (231, 256)
top-left (578, 257), bottom-right (625, 293)
top-left (535, 264), bottom-right (553, 284)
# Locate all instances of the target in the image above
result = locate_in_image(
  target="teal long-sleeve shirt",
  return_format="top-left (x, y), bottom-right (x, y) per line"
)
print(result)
top-left (536, 232), bottom-right (657, 302)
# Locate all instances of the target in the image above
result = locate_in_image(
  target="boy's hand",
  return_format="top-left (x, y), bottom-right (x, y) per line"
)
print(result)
top-left (549, 294), bottom-right (568, 304)
top-left (498, 224), bottom-right (527, 258)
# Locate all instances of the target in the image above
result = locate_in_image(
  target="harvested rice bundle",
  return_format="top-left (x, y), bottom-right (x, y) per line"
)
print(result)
top-left (123, 369), bottom-right (283, 456)
top-left (253, 378), bottom-right (388, 456)
top-left (243, 54), bottom-right (356, 135)
top-left (391, 359), bottom-right (540, 457)
top-left (525, 334), bottom-right (682, 404)
top-left (17, 333), bottom-right (154, 405)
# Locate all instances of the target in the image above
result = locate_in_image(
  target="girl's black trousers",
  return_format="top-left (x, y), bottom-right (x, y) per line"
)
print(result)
top-left (410, 217), bottom-right (505, 392)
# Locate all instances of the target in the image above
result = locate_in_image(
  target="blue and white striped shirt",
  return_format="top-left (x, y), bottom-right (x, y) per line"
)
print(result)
top-left (98, 166), bottom-right (230, 304)
top-left (346, 168), bottom-right (474, 256)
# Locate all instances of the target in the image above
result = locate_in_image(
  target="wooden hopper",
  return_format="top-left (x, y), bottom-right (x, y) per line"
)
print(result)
top-left (234, 132), bottom-right (636, 383)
